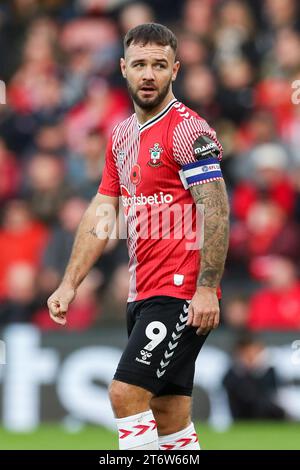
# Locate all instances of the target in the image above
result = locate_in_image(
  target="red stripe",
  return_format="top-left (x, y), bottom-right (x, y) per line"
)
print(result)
top-left (119, 428), bottom-right (132, 439)
top-left (133, 424), bottom-right (150, 436)
top-left (176, 437), bottom-right (192, 447)
top-left (161, 444), bottom-right (175, 450)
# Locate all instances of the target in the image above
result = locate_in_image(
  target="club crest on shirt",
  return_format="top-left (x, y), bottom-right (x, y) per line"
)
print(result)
top-left (148, 143), bottom-right (163, 167)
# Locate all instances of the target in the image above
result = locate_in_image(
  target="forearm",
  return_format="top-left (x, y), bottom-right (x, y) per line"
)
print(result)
top-left (62, 194), bottom-right (118, 289)
top-left (190, 180), bottom-right (230, 289)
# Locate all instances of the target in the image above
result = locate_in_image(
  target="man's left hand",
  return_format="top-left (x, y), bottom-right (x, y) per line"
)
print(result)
top-left (186, 286), bottom-right (220, 335)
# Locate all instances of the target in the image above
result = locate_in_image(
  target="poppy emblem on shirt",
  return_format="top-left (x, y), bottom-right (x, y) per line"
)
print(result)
top-left (130, 164), bottom-right (141, 185)
top-left (148, 143), bottom-right (163, 167)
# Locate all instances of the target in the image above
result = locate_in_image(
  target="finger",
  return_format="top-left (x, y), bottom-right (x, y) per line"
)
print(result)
top-left (186, 304), bottom-right (194, 326)
top-left (197, 327), bottom-right (208, 336)
top-left (53, 317), bottom-right (67, 326)
top-left (57, 300), bottom-right (69, 314)
top-left (48, 302), bottom-right (67, 325)
top-left (196, 324), bottom-right (211, 336)
top-left (56, 316), bottom-right (67, 326)
top-left (198, 311), bottom-right (219, 335)
top-left (49, 298), bottom-right (68, 316)
top-left (50, 311), bottom-right (67, 325)
top-left (197, 313), bottom-right (213, 336)
top-left (200, 312), bottom-right (210, 328)
top-left (48, 300), bottom-right (60, 315)
top-left (49, 308), bottom-right (63, 321)
top-left (213, 313), bottom-right (220, 329)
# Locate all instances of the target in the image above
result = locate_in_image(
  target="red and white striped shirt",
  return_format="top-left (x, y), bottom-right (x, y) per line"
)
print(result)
top-left (98, 98), bottom-right (223, 301)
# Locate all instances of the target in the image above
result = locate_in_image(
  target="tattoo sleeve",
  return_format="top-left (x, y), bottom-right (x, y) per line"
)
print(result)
top-left (190, 180), bottom-right (230, 288)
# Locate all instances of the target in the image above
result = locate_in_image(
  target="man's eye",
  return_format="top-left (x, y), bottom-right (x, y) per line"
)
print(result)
top-left (134, 63), bottom-right (144, 68)
top-left (155, 64), bottom-right (166, 69)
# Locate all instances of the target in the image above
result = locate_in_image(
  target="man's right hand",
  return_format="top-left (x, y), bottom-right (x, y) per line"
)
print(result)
top-left (47, 284), bottom-right (76, 326)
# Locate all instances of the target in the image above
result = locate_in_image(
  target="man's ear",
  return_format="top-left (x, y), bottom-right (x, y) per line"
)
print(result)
top-left (120, 58), bottom-right (127, 78)
top-left (172, 60), bottom-right (180, 81)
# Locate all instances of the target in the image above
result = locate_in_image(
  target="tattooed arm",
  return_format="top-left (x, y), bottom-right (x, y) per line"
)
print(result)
top-left (48, 193), bottom-right (119, 325)
top-left (186, 180), bottom-right (230, 335)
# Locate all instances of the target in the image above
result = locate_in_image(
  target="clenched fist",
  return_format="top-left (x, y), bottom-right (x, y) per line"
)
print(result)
top-left (47, 283), bottom-right (76, 326)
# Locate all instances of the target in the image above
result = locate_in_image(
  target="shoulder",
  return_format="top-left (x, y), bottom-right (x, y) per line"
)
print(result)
top-left (111, 113), bottom-right (137, 141)
top-left (171, 101), bottom-right (215, 138)
top-left (172, 100), bottom-right (201, 121)
top-left (170, 102), bottom-right (223, 163)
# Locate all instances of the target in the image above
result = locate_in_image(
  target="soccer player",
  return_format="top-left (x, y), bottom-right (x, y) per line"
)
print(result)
top-left (48, 23), bottom-right (230, 451)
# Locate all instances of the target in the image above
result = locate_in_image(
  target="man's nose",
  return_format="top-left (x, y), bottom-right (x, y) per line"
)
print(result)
top-left (142, 65), bottom-right (155, 81)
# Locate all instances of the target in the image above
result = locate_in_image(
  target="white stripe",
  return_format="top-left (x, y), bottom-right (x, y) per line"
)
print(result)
top-left (189, 177), bottom-right (223, 186)
top-left (173, 113), bottom-right (223, 167)
top-left (112, 115), bottom-right (140, 301)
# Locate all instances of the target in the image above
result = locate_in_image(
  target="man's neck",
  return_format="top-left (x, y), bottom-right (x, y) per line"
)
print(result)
top-left (135, 92), bottom-right (175, 125)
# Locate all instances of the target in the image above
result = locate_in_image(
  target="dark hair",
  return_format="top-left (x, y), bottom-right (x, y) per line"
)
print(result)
top-left (124, 23), bottom-right (177, 55)
top-left (234, 331), bottom-right (261, 352)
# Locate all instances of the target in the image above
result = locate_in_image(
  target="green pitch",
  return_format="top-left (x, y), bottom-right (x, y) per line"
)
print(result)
top-left (0, 422), bottom-right (299, 450)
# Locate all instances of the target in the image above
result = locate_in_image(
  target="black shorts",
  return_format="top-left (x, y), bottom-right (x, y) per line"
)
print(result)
top-left (113, 295), bottom-right (211, 397)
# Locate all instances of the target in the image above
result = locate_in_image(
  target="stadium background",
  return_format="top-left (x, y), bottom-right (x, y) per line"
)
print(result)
top-left (0, 0), bottom-right (300, 450)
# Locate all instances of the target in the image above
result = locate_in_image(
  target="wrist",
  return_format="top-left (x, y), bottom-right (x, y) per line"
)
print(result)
top-left (61, 275), bottom-right (77, 290)
top-left (196, 285), bottom-right (217, 293)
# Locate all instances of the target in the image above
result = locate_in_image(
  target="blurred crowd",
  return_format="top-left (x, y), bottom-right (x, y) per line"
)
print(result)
top-left (1, 0), bottom-right (300, 331)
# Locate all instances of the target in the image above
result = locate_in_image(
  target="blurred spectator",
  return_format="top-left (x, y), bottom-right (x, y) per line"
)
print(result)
top-left (291, 167), bottom-right (300, 224)
top-left (254, 78), bottom-right (293, 128)
top-left (0, 262), bottom-right (40, 326)
top-left (0, 200), bottom-right (48, 299)
top-left (60, 16), bottom-right (120, 79)
top-left (235, 109), bottom-right (277, 154)
top-left (33, 120), bottom-right (67, 156)
top-left (182, 0), bottom-right (214, 37)
top-left (40, 196), bottom-right (88, 294)
top-left (215, 0), bottom-right (258, 65)
top-left (104, 263), bottom-right (130, 319)
top-left (181, 65), bottom-right (220, 122)
top-left (119, 2), bottom-right (155, 34)
top-left (262, 0), bottom-right (299, 31)
top-left (279, 87), bottom-right (300, 159)
top-left (76, 0), bottom-right (132, 15)
top-left (230, 200), bottom-right (300, 277)
top-left (0, 137), bottom-right (20, 201)
top-left (65, 77), bottom-right (129, 152)
top-left (222, 295), bottom-right (250, 330)
top-left (176, 31), bottom-right (208, 68)
top-left (248, 257), bottom-right (300, 330)
top-left (67, 128), bottom-right (106, 199)
top-left (25, 152), bottom-right (72, 224)
top-left (232, 143), bottom-right (295, 219)
top-left (273, 29), bottom-right (300, 77)
top-left (223, 334), bottom-right (286, 420)
top-left (217, 56), bottom-right (255, 124)
top-left (60, 16), bottom-right (118, 53)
